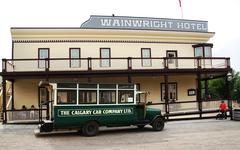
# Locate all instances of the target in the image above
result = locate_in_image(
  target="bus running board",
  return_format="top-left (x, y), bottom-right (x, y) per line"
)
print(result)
top-left (39, 121), bottom-right (53, 133)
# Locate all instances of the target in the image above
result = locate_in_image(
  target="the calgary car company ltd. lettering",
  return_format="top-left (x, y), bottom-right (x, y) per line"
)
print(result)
top-left (59, 108), bottom-right (133, 117)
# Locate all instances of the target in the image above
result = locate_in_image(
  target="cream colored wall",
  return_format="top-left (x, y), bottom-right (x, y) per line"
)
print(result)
top-left (13, 75), bottom-right (197, 112)
top-left (13, 77), bottom-right (129, 109)
top-left (133, 75), bottom-right (196, 102)
top-left (11, 29), bottom-right (214, 43)
top-left (10, 29), bottom-right (213, 113)
top-left (14, 79), bottom-right (40, 109)
top-left (10, 28), bottom-right (214, 71)
top-left (132, 75), bottom-right (197, 111)
top-left (89, 75), bottom-right (197, 104)
top-left (13, 42), bottom-right (195, 71)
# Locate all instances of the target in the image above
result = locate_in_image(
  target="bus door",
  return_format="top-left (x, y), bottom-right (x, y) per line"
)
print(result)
top-left (38, 86), bottom-right (50, 122)
top-left (136, 92), bottom-right (147, 121)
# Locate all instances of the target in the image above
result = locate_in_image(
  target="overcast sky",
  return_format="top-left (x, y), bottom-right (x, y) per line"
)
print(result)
top-left (0, 0), bottom-right (239, 70)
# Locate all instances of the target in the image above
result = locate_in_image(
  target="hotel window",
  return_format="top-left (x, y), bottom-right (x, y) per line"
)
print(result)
top-left (204, 47), bottom-right (212, 57)
top-left (194, 47), bottom-right (203, 57)
top-left (166, 51), bottom-right (178, 66)
top-left (193, 44), bottom-right (213, 57)
top-left (161, 83), bottom-right (177, 102)
top-left (141, 48), bottom-right (151, 67)
top-left (193, 44), bottom-right (213, 67)
top-left (100, 48), bottom-right (111, 67)
top-left (70, 48), bottom-right (80, 68)
top-left (38, 48), bottom-right (49, 68)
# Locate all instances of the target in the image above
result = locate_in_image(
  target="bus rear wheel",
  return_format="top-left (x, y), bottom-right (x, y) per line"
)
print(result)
top-left (82, 121), bottom-right (99, 136)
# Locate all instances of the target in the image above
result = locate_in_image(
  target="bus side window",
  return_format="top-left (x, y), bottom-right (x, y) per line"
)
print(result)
top-left (118, 90), bottom-right (134, 103)
top-left (57, 90), bottom-right (77, 104)
top-left (79, 90), bottom-right (97, 104)
top-left (99, 90), bottom-right (116, 104)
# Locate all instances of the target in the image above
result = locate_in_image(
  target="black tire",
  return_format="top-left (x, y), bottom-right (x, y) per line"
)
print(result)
top-left (137, 125), bottom-right (145, 129)
top-left (82, 121), bottom-right (99, 136)
top-left (152, 117), bottom-right (164, 131)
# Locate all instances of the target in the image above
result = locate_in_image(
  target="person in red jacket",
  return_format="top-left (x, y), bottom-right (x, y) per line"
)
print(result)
top-left (219, 101), bottom-right (228, 119)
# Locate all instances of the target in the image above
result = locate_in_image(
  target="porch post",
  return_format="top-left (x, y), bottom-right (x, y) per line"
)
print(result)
top-left (2, 78), bottom-right (7, 124)
top-left (11, 80), bottom-right (15, 110)
top-left (164, 74), bottom-right (169, 119)
top-left (225, 75), bottom-right (233, 120)
top-left (46, 104), bottom-right (50, 120)
top-left (204, 79), bottom-right (209, 100)
top-left (46, 87), bottom-right (50, 120)
top-left (128, 74), bottom-right (132, 83)
top-left (197, 74), bottom-right (202, 118)
top-left (38, 87), bottom-right (41, 123)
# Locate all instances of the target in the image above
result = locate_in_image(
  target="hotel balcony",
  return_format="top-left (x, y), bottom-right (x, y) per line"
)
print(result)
top-left (1, 57), bottom-right (231, 78)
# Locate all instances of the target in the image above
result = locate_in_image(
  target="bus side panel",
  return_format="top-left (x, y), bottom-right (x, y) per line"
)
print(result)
top-left (53, 105), bottom-right (138, 129)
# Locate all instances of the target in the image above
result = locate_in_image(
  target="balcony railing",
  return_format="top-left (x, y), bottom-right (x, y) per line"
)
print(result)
top-left (2, 57), bottom-right (230, 73)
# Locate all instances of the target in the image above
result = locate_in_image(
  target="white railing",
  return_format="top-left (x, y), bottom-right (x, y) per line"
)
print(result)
top-left (7, 110), bottom-right (46, 121)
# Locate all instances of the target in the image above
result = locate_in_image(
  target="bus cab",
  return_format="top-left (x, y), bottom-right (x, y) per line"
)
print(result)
top-left (36, 82), bottom-right (165, 136)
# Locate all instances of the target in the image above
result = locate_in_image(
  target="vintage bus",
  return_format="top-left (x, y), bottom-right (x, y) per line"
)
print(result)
top-left (35, 82), bottom-right (165, 136)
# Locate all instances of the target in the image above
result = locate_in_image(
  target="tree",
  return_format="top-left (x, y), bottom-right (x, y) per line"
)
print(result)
top-left (208, 77), bottom-right (226, 99)
top-left (231, 72), bottom-right (240, 102)
top-left (208, 71), bottom-right (240, 102)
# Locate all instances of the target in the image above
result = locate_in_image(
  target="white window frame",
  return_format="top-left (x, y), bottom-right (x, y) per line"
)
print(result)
top-left (70, 48), bottom-right (81, 68)
top-left (141, 48), bottom-right (152, 67)
top-left (100, 48), bottom-right (111, 67)
top-left (38, 48), bottom-right (49, 69)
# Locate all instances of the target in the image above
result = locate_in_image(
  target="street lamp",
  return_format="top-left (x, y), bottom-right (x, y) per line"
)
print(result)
top-left (226, 71), bottom-right (233, 120)
top-left (227, 72), bottom-right (232, 81)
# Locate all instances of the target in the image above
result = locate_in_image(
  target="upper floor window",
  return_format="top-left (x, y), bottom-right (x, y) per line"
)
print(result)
top-left (141, 48), bottom-right (151, 67)
top-left (100, 48), bottom-right (111, 67)
top-left (194, 47), bottom-right (203, 57)
top-left (204, 47), bottom-right (212, 57)
top-left (69, 48), bottom-right (81, 68)
top-left (193, 44), bottom-right (213, 57)
top-left (38, 48), bottom-right (49, 68)
top-left (193, 44), bottom-right (213, 67)
top-left (166, 50), bottom-right (178, 64)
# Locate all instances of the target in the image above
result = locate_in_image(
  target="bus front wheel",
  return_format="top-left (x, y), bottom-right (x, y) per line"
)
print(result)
top-left (152, 117), bottom-right (164, 131)
top-left (82, 121), bottom-right (99, 136)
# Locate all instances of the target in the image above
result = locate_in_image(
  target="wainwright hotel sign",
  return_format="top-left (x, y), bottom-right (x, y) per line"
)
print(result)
top-left (81, 15), bottom-right (208, 32)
